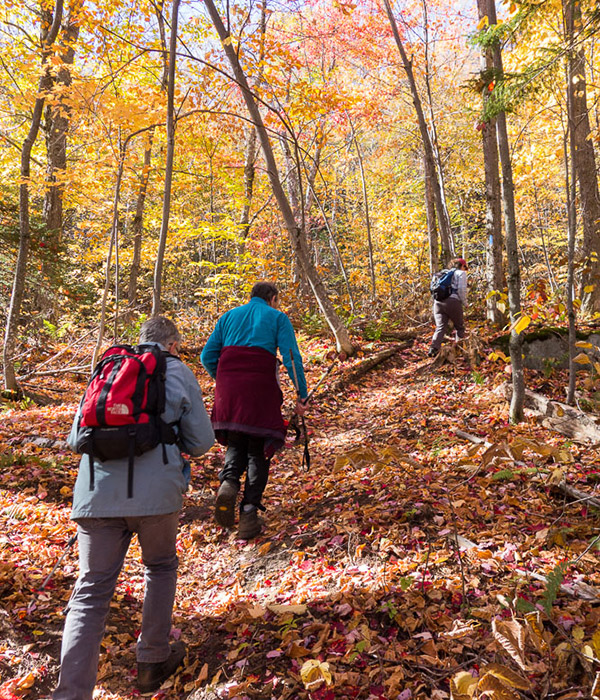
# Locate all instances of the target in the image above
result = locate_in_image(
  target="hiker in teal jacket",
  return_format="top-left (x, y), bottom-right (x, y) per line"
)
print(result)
top-left (201, 282), bottom-right (308, 539)
top-left (201, 292), bottom-right (308, 399)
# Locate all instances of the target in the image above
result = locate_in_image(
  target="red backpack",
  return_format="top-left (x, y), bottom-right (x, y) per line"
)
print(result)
top-left (75, 344), bottom-right (178, 497)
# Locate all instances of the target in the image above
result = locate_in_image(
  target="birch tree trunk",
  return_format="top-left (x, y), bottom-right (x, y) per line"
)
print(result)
top-left (383, 0), bottom-right (455, 266)
top-left (152, 0), bottom-right (181, 316)
top-left (3, 0), bottom-right (64, 392)
top-left (203, 0), bottom-right (354, 355)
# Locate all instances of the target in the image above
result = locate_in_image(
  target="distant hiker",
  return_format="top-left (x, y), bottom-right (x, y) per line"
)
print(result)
top-left (428, 257), bottom-right (468, 358)
top-left (53, 317), bottom-right (214, 700)
top-left (201, 281), bottom-right (308, 540)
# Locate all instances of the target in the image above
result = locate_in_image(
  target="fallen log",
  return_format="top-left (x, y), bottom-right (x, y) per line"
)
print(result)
top-left (553, 481), bottom-right (600, 510)
top-left (455, 430), bottom-right (600, 509)
top-left (445, 533), bottom-right (600, 603)
top-left (328, 341), bottom-right (412, 393)
top-left (502, 385), bottom-right (600, 443)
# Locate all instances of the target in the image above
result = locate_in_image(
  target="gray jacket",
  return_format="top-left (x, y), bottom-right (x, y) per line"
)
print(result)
top-left (67, 346), bottom-right (215, 519)
top-left (450, 269), bottom-right (468, 305)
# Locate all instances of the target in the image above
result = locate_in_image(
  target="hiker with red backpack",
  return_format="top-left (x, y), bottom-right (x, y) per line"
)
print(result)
top-left (428, 257), bottom-right (469, 358)
top-left (201, 282), bottom-right (308, 540)
top-left (54, 317), bottom-right (214, 700)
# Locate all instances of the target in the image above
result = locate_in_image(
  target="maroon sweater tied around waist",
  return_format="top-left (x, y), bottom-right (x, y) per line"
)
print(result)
top-left (211, 346), bottom-right (286, 457)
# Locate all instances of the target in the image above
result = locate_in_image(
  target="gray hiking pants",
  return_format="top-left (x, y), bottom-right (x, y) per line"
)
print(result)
top-left (53, 511), bottom-right (179, 700)
top-left (431, 296), bottom-right (466, 350)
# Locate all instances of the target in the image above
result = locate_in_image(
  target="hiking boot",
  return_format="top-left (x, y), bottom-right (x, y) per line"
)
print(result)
top-left (427, 347), bottom-right (439, 358)
top-left (237, 508), bottom-right (263, 540)
top-left (215, 480), bottom-right (239, 528)
top-left (137, 641), bottom-right (186, 693)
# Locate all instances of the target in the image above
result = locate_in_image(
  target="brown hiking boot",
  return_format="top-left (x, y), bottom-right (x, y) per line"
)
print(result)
top-left (215, 480), bottom-right (239, 529)
top-left (137, 641), bottom-right (186, 693)
top-left (237, 508), bottom-right (263, 540)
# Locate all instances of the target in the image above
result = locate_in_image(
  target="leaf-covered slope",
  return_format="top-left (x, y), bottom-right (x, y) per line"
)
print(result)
top-left (1, 337), bottom-right (600, 699)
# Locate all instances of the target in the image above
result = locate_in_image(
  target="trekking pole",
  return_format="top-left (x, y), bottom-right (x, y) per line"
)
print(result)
top-left (39, 534), bottom-right (78, 592)
top-left (305, 358), bottom-right (337, 402)
top-left (288, 350), bottom-right (310, 471)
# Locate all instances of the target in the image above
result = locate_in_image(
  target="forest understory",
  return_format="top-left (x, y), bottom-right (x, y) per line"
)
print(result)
top-left (2, 324), bottom-right (600, 700)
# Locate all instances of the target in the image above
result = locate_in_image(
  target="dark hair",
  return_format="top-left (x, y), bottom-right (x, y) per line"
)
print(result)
top-left (250, 282), bottom-right (279, 303)
top-left (139, 316), bottom-right (181, 346)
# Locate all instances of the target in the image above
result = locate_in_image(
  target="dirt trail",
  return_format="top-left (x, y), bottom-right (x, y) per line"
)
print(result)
top-left (2, 341), bottom-right (600, 698)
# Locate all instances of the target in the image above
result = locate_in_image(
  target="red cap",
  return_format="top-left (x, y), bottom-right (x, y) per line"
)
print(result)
top-left (456, 258), bottom-right (468, 269)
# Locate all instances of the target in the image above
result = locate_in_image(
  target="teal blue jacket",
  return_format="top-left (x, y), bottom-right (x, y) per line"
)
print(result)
top-left (201, 297), bottom-right (308, 399)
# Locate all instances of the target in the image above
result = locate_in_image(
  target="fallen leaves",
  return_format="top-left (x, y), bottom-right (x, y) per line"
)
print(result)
top-left (3, 335), bottom-right (600, 699)
top-left (299, 659), bottom-right (332, 690)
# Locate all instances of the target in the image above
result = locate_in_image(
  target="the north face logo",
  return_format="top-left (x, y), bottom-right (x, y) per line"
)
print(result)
top-left (107, 403), bottom-right (130, 416)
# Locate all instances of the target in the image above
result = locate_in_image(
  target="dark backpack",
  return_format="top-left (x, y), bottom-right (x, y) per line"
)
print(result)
top-left (430, 269), bottom-right (456, 301)
top-left (75, 344), bottom-right (178, 498)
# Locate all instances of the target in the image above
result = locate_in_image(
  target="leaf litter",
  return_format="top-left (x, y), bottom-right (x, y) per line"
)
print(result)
top-left (1, 333), bottom-right (600, 699)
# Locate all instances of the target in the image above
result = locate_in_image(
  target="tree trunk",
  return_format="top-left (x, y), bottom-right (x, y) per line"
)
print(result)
top-left (128, 2), bottom-right (167, 307)
top-left (203, 0), bottom-right (354, 355)
top-left (305, 172), bottom-right (356, 313)
top-left (3, 0), bottom-right (64, 392)
top-left (152, 0), bottom-right (181, 316)
top-left (348, 117), bottom-right (376, 301)
top-left (92, 149), bottom-right (125, 369)
top-left (486, 0), bottom-right (525, 422)
top-left (304, 125), bottom-right (323, 214)
top-left (565, 4), bottom-right (579, 405)
top-left (239, 126), bottom-right (258, 238)
top-left (238, 2), bottom-right (267, 239)
top-left (43, 0), bottom-right (80, 242)
top-left (564, 0), bottom-right (600, 314)
top-left (128, 132), bottom-right (154, 305)
top-left (424, 152), bottom-right (439, 274)
top-left (476, 0), bottom-right (505, 326)
top-left (421, 0), bottom-right (454, 266)
top-left (383, 0), bottom-right (455, 265)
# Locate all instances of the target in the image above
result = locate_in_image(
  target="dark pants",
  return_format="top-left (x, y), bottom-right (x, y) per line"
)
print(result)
top-left (431, 296), bottom-right (466, 350)
top-left (219, 431), bottom-right (270, 510)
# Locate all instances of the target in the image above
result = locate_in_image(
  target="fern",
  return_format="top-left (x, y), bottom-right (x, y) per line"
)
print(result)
top-left (542, 562), bottom-right (568, 615)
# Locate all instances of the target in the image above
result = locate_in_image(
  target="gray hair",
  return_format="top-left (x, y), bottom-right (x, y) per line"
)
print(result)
top-left (139, 316), bottom-right (181, 346)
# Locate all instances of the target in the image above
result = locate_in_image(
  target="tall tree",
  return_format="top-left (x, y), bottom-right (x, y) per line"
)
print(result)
top-left (348, 117), bottom-right (376, 302)
top-left (3, 0), bottom-right (64, 392)
top-left (128, 0), bottom-right (168, 305)
top-left (424, 153), bottom-right (439, 274)
top-left (152, 0), bottom-right (181, 316)
top-left (563, 0), bottom-right (600, 314)
top-left (483, 0), bottom-right (525, 422)
top-left (238, 1), bottom-right (267, 239)
top-left (383, 0), bottom-right (455, 267)
top-left (202, 0), bottom-right (354, 355)
top-left (476, 0), bottom-right (505, 327)
top-left (42, 0), bottom-right (80, 241)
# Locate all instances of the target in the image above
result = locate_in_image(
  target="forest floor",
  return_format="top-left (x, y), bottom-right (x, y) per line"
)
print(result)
top-left (1, 323), bottom-right (600, 700)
